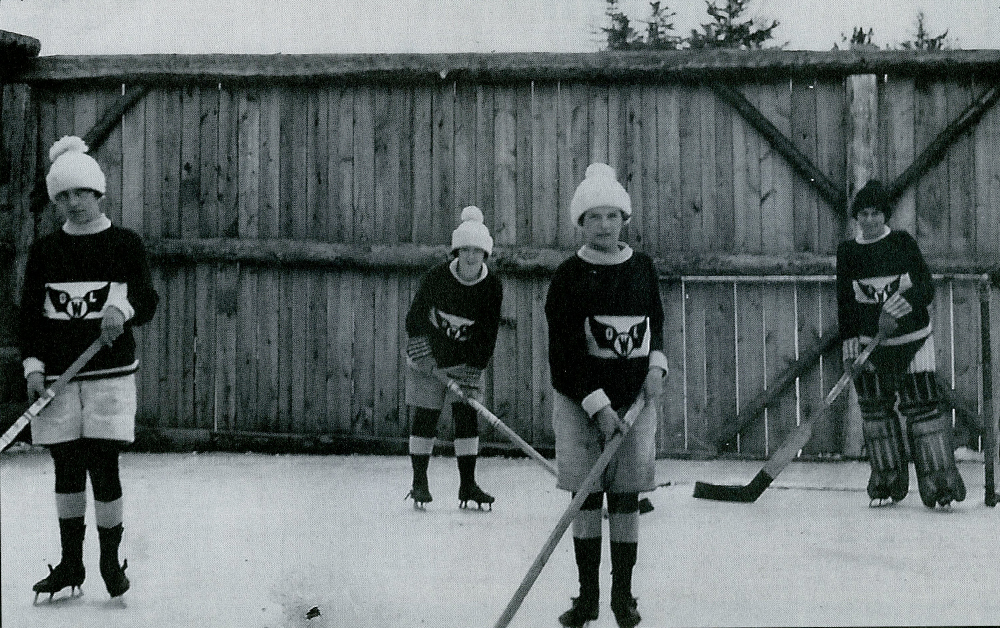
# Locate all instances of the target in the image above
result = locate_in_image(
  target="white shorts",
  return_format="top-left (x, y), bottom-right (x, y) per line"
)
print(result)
top-left (31, 374), bottom-right (137, 445)
top-left (552, 391), bottom-right (657, 494)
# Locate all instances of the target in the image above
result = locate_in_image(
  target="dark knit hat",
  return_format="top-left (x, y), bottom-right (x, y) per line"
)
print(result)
top-left (851, 179), bottom-right (891, 219)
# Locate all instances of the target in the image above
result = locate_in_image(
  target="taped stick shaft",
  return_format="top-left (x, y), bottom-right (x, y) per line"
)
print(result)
top-left (1, 340), bottom-right (103, 452)
top-left (493, 398), bottom-right (645, 628)
top-left (438, 375), bottom-right (556, 476)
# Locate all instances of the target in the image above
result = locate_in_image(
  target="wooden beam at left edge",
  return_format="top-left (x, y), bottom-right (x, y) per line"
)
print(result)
top-left (29, 84), bottom-right (150, 214)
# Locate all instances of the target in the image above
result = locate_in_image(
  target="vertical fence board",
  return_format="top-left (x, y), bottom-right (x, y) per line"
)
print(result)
top-left (351, 273), bottom-right (376, 437)
top-left (713, 84), bottom-right (735, 254)
top-left (947, 80), bottom-right (976, 258)
top-left (659, 280), bottom-right (686, 455)
top-left (683, 282), bottom-right (709, 453)
top-left (699, 85), bottom-right (719, 251)
top-left (214, 263), bottom-right (238, 431)
top-left (412, 86), bottom-right (433, 244)
top-left (656, 85), bottom-right (683, 256)
top-left (304, 271), bottom-right (328, 434)
top-left (493, 87), bottom-right (517, 246)
top-left (819, 282), bottom-right (848, 453)
top-left (237, 265), bottom-right (259, 431)
top-left (798, 282), bottom-right (831, 454)
top-left (121, 89), bottom-right (145, 234)
top-left (704, 282), bottom-right (737, 454)
top-left (952, 280), bottom-right (981, 449)
top-left (882, 77), bottom-right (916, 235)
top-left (493, 275), bottom-right (521, 446)
top-left (975, 84), bottom-right (1000, 264)
top-left (558, 82), bottom-right (587, 249)
top-left (179, 86), bottom-right (201, 239)
top-left (531, 278), bottom-right (553, 448)
top-left (515, 277), bottom-right (535, 443)
top-left (259, 88), bottom-right (281, 240)
top-left (257, 268), bottom-right (280, 431)
top-left (914, 79), bottom-right (949, 255)
top-left (532, 82), bottom-right (559, 248)
top-left (454, 83), bottom-right (477, 216)
top-left (160, 89), bottom-right (182, 239)
top-left (238, 89), bottom-right (260, 239)
top-left (198, 85), bottom-right (219, 238)
top-left (308, 88), bottom-right (329, 243)
top-left (475, 85), bottom-right (495, 243)
top-left (791, 78), bottom-right (819, 253)
top-left (735, 283), bottom-right (766, 456)
top-left (432, 82), bottom-right (455, 244)
top-left (732, 85), bottom-right (762, 254)
top-left (515, 83), bottom-right (533, 246)
top-left (217, 88), bottom-right (239, 238)
top-left (759, 81), bottom-right (796, 254)
top-left (816, 78), bottom-right (847, 250)
top-left (353, 86), bottom-right (375, 245)
top-left (763, 283), bottom-right (798, 455)
top-left (679, 86), bottom-right (702, 251)
top-left (374, 274), bottom-right (401, 437)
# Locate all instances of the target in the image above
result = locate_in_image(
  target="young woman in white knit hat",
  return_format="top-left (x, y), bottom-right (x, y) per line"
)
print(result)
top-left (403, 206), bottom-right (504, 510)
top-left (545, 163), bottom-right (668, 628)
top-left (20, 136), bottom-right (158, 603)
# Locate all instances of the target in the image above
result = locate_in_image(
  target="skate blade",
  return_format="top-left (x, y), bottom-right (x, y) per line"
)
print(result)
top-left (868, 498), bottom-right (897, 508)
top-left (459, 500), bottom-right (492, 511)
top-left (33, 586), bottom-right (84, 606)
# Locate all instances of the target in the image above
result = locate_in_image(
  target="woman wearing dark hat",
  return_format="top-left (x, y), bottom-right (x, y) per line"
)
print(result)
top-left (20, 136), bottom-right (158, 602)
top-left (403, 206), bottom-right (503, 510)
top-left (837, 179), bottom-right (965, 508)
top-left (545, 163), bottom-right (668, 628)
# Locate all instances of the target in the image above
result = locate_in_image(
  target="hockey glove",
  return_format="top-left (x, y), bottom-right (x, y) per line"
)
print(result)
top-left (405, 336), bottom-right (437, 373)
top-left (26, 371), bottom-right (45, 403)
top-left (101, 306), bottom-right (126, 347)
top-left (882, 293), bottom-right (912, 319)
top-left (843, 336), bottom-right (874, 372)
top-left (877, 309), bottom-right (899, 337)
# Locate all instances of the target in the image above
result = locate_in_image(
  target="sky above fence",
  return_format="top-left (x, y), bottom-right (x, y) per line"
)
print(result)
top-left (1, 0), bottom-right (996, 55)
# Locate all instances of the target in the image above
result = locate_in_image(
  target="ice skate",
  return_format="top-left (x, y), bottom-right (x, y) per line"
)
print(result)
top-left (558, 595), bottom-right (599, 627)
top-left (100, 558), bottom-right (130, 598)
top-left (458, 483), bottom-right (494, 510)
top-left (33, 562), bottom-right (85, 604)
top-left (611, 593), bottom-right (641, 628)
top-left (406, 483), bottom-right (433, 509)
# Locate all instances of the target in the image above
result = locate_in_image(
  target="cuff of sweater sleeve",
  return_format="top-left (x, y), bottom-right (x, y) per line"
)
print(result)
top-left (581, 389), bottom-right (612, 417)
top-left (648, 351), bottom-right (668, 376)
top-left (106, 283), bottom-right (135, 321)
top-left (23, 357), bottom-right (45, 379)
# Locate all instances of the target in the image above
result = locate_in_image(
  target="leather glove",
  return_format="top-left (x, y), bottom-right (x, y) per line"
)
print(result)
top-left (101, 306), bottom-right (125, 347)
top-left (877, 309), bottom-right (899, 337)
top-left (26, 371), bottom-right (45, 403)
top-left (593, 405), bottom-right (622, 441)
top-left (882, 293), bottom-right (912, 319)
top-left (842, 336), bottom-right (860, 363)
top-left (405, 336), bottom-right (437, 373)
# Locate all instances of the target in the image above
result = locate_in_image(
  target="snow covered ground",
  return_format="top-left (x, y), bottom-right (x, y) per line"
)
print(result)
top-left (2, 449), bottom-right (998, 627)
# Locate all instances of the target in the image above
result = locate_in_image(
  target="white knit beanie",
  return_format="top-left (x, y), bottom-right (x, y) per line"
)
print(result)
top-left (46, 136), bottom-right (106, 200)
top-left (451, 206), bottom-right (494, 257)
top-left (569, 162), bottom-right (631, 226)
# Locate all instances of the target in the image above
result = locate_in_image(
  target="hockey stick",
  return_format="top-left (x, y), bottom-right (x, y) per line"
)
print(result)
top-left (979, 280), bottom-right (998, 507)
top-left (0, 339), bottom-right (104, 452)
top-left (439, 374), bottom-right (656, 516)
top-left (493, 397), bottom-right (646, 628)
top-left (437, 374), bottom-right (557, 475)
top-left (692, 330), bottom-right (886, 503)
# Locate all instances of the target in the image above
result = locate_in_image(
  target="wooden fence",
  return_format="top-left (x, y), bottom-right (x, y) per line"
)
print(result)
top-left (2, 50), bottom-right (1000, 457)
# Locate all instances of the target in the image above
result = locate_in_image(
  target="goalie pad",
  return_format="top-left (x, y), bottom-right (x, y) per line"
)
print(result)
top-left (905, 408), bottom-right (967, 508)
top-left (862, 412), bottom-right (909, 502)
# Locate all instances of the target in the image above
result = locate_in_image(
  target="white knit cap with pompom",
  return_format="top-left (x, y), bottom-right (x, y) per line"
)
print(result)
top-left (46, 135), bottom-right (106, 200)
top-left (569, 162), bottom-right (631, 226)
top-left (451, 205), bottom-right (494, 256)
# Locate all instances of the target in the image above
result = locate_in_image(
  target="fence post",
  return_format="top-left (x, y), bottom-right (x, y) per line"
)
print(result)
top-left (843, 72), bottom-right (879, 457)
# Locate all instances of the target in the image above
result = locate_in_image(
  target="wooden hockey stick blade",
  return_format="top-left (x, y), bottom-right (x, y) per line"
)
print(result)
top-left (693, 330), bottom-right (886, 503)
top-left (493, 398), bottom-right (645, 628)
top-left (0, 339), bottom-right (104, 452)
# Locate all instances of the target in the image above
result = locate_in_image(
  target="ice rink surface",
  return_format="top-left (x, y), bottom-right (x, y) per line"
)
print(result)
top-left (2, 449), bottom-right (999, 627)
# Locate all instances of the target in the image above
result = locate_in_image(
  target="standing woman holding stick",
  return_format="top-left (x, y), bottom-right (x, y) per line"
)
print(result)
top-left (20, 136), bottom-right (159, 602)
top-left (545, 163), bottom-right (668, 628)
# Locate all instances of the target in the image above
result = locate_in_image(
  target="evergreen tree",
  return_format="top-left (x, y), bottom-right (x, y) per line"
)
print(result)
top-left (686, 0), bottom-right (780, 50)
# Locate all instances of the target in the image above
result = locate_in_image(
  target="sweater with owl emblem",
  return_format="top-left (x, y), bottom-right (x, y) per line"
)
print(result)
top-left (836, 228), bottom-right (934, 348)
top-left (545, 244), bottom-right (668, 415)
top-left (19, 219), bottom-right (159, 382)
top-left (405, 259), bottom-right (503, 369)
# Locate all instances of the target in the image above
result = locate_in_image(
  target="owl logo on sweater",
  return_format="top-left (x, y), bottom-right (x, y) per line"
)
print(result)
top-left (430, 308), bottom-right (475, 342)
top-left (853, 273), bottom-right (912, 305)
top-left (585, 315), bottom-right (650, 359)
top-left (44, 282), bottom-right (111, 320)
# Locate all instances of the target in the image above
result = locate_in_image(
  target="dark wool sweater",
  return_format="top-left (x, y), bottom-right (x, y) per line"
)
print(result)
top-left (545, 249), bottom-right (665, 410)
top-left (405, 261), bottom-right (503, 369)
top-left (20, 225), bottom-right (159, 381)
top-left (837, 229), bottom-right (934, 368)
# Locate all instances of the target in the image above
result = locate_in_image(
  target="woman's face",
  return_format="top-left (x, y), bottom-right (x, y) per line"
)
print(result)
top-left (456, 246), bottom-right (486, 277)
top-left (54, 188), bottom-right (103, 226)
top-left (580, 206), bottom-right (624, 253)
top-left (855, 206), bottom-right (886, 241)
